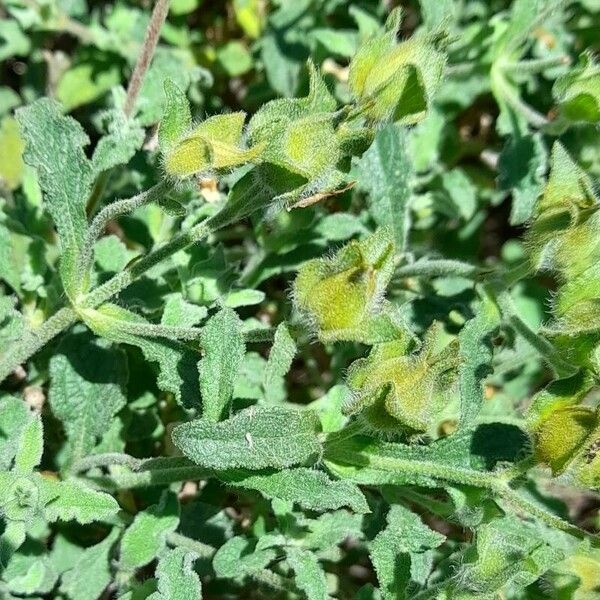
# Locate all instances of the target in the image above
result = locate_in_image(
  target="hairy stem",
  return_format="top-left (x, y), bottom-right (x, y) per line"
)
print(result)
top-left (0, 307), bottom-right (78, 383)
top-left (79, 180), bottom-right (172, 282)
top-left (86, 0), bottom-right (171, 216)
top-left (123, 0), bottom-right (171, 118)
top-left (81, 221), bottom-right (211, 309)
top-left (393, 259), bottom-right (483, 280)
top-left (324, 442), bottom-right (589, 538)
top-left (496, 291), bottom-right (578, 378)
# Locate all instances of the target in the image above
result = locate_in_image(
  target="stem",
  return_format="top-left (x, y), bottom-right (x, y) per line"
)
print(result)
top-left (495, 291), bottom-right (578, 378)
top-left (81, 221), bottom-right (211, 309)
top-left (0, 307), bottom-right (78, 384)
top-left (393, 259), bottom-right (483, 280)
top-left (492, 67), bottom-right (549, 128)
top-left (72, 453), bottom-right (143, 474)
top-left (86, 0), bottom-right (171, 216)
top-left (503, 56), bottom-right (570, 76)
top-left (79, 180), bottom-right (172, 286)
top-left (84, 457), bottom-right (212, 490)
top-left (324, 442), bottom-right (589, 538)
top-left (123, 0), bottom-right (171, 118)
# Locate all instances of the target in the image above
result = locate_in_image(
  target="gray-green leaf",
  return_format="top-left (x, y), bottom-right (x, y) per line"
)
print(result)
top-left (49, 333), bottom-right (127, 468)
top-left (199, 308), bottom-right (245, 422)
top-left (225, 467), bottom-right (369, 513)
top-left (119, 491), bottom-right (179, 570)
top-left (286, 547), bottom-right (328, 600)
top-left (172, 406), bottom-right (322, 470)
top-left (356, 124), bottom-right (413, 250)
top-left (16, 99), bottom-right (92, 298)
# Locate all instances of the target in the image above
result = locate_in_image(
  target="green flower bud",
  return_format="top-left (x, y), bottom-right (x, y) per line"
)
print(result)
top-left (163, 112), bottom-right (263, 177)
top-left (526, 143), bottom-right (598, 276)
top-left (348, 8), bottom-right (446, 124)
top-left (344, 324), bottom-right (458, 434)
top-left (246, 62), bottom-right (342, 180)
top-left (292, 228), bottom-right (398, 343)
top-left (534, 406), bottom-right (596, 475)
top-left (554, 51), bottom-right (600, 124)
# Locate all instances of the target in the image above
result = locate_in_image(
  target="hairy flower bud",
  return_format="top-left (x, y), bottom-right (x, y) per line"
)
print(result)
top-left (292, 228), bottom-right (399, 343)
top-left (348, 8), bottom-right (446, 124)
top-left (344, 324), bottom-right (458, 434)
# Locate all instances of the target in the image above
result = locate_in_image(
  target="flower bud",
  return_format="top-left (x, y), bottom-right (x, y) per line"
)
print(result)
top-left (292, 228), bottom-right (397, 343)
top-left (164, 112), bottom-right (263, 177)
top-left (533, 406), bottom-right (595, 474)
top-left (344, 324), bottom-right (458, 434)
top-left (348, 8), bottom-right (446, 124)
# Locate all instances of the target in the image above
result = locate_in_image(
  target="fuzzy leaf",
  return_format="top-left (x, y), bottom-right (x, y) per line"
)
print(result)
top-left (60, 529), bottom-right (119, 600)
top-left (458, 293), bottom-right (501, 428)
top-left (172, 406), bottom-right (322, 470)
top-left (81, 303), bottom-right (200, 409)
top-left (119, 492), bottom-right (179, 570)
top-left (213, 536), bottom-right (276, 579)
top-left (14, 412), bottom-right (43, 474)
top-left (286, 547), bottom-right (328, 600)
top-left (161, 294), bottom-right (207, 328)
top-left (38, 476), bottom-right (120, 524)
top-left (370, 504), bottom-right (444, 599)
top-left (224, 467), bottom-right (370, 513)
top-left (0, 395), bottom-right (29, 470)
top-left (49, 333), bottom-right (127, 468)
top-left (499, 132), bottom-right (547, 226)
top-left (263, 322), bottom-right (296, 402)
top-left (159, 79), bottom-right (192, 151)
top-left (149, 547), bottom-right (202, 599)
top-left (199, 308), bottom-right (246, 422)
top-left (15, 99), bottom-right (92, 298)
top-left (356, 125), bottom-right (412, 250)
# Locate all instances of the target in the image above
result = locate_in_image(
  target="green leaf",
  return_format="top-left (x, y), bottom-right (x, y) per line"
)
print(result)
top-left (369, 504), bottom-right (444, 599)
top-left (458, 292), bottom-right (501, 429)
top-left (15, 99), bottom-right (92, 298)
top-left (38, 476), bottom-right (120, 524)
top-left (161, 294), bottom-right (207, 328)
top-left (159, 79), bottom-right (192, 152)
top-left (94, 235), bottom-right (135, 274)
top-left (324, 430), bottom-right (479, 488)
top-left (0, 395), bottom-right (30, 470)
top-left (286, 547), bottom-right (328, 600)
top-left (91, 111), bottom-right (145, 175)
top-left (60, 529), bottom-right (119, 600)
top-left (217, 41), bottom-right (253, 77)
top-left (213, 536), bottom-right (276, 579)
top-left (49, 333), bottom-right (127, 468)
top-left (14, 412), bottom-right (43, 474)
top-left (224, 467), bottom-right (370, 513)
top-left (263, 322), bottom-right (296, 402)
top-left (172, 406), bottom-right (322, 470)
top-left (0, 115), bottom-right (25, 190)
top-left (3, 549), bottom-right (58, 596)
top-left (81, 303), bottom-right (200, 409)
top-left (498, 132), bottom-right (547, 226)
top-left (149, 547), bottom-right (202, 599)
top-left (356, 125), bottom-right (413, 250)
top-left (199, 308), bottom-right (246, 422)
top-left (56, 53), bottom-right (121, 111)
top-left (119, 492), bottom-right (179, 570)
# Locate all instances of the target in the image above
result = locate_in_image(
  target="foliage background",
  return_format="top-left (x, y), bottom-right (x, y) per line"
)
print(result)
top-left (1, 0), bottom-right (600, 598)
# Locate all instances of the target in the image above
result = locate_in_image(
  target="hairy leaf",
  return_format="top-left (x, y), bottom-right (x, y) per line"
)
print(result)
top-left (172, 406), bottom-right (322, 470)
top-left (199, 308), bottom-right (246, 422)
